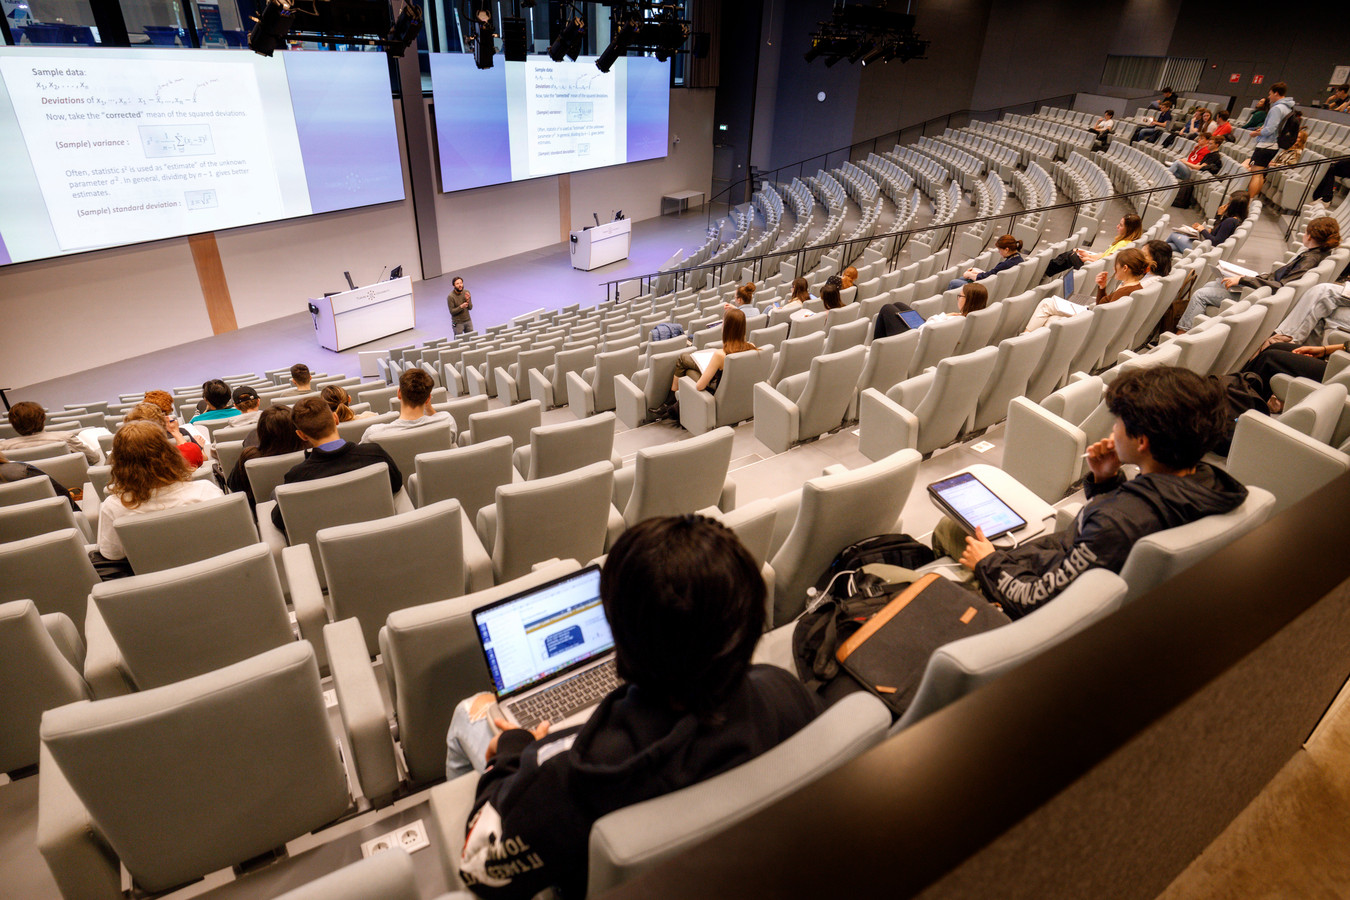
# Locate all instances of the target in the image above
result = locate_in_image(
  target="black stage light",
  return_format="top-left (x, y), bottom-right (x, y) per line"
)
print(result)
top-left (470, 5), bottom-right (494, 69)
top-left (248, 0), bottom-right (294, 57)
top-left (548, 9), bottom-right (585, 62)
top-left (859, 41), bottom-right (887, 66)
top-left (502, 15), bottom-right (527, 62)
top-left (387, 1), bottom-right (423, 57)
top-left (596, 32), bottom-right (625, 73)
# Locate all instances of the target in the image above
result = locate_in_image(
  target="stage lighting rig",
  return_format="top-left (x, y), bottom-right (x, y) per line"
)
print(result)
top-left (547, 2), bottom-right (586, 62)
top-left (803, 3), bottom-right (929, 67)
top-left (466, 1), bottom-right (496, 68)
top-left (595, 1), bottom-right (690, 73)
top-left (248, 0), bottom-right (423, 57)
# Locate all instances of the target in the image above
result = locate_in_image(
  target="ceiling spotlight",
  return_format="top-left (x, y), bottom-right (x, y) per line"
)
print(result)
top-left (469, 4), bottom-right (494, 69)
top-left (248, 0), bottom-right (294, 57)
top-left (548, 7), bottom-right (585, 62)
top-left (387, 1), bottom-right (423, 57)
top-left (859, 41), bottom-right (887, 66)
top-left (596, 29), bottom-right (626, 73)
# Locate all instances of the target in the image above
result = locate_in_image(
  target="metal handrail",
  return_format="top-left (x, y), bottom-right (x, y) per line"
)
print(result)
top-left (602, 150), bottom-right (1349, 302)
top-left (706, 93), bottom-right (1078, 216)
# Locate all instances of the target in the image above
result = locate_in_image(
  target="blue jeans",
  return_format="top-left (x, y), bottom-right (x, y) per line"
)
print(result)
top-left (947, 278), bottom-right (969, 291)
top-left (445, 693), bottom-right (500, 779)
top-left (1178, 278), bottom-right (1236, 331)
top-left (1169, 161), bottom-right (1192, 181)
top-left (1166, 234), bottom-right (1193, 255)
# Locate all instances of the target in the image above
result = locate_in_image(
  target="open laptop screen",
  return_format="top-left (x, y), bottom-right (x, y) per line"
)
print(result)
top-left (473, 566), bottom-right (613, 700)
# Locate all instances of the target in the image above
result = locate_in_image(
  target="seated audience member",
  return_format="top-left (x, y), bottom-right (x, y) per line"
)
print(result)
top-left (1088, 109), bottom-right (1114, 152)
top-left (654, 308), bottom-right (758, 418)
top-left (1319, 83), bottom-right (1349, 110)
top-left (1210, 109), bottom-right (1233, 142)
top-left (723, 283), bottom-right (759, 317)
top-left (230, 386), bottom-right (262, 428)
top-left (1312, 157), bottom-right (1350, 203)
top-left (1265, 128), bottom-right (1308, 170)
top-left (0, 401), bottom-right (101, 465)
top-left (448, 515), bottom-right (821, 899)
top-left (361, 368), bottom-right (455, 444)
top-left (226, 406), bottom-right (306, 511)
top-left (949, 235), bottom-right (1024, 290)
top-left (1025, 248), bottom-right (1149, 332)
top-left (931, 366), bottom-right (1246, 617)
top-left (123, 402), bottom-right (205, 469)
top-left (1148, 86), bottom-right (1177, 111)
top-left (1237, 97), bottom-right (1268, 131)
top-left (289, 363), bottom-right (316, 394)
top-left (1142, 240), bottom-right (1173, 281)
top-left (1246, 336), bottom-right (1350, 412)
top-left (1178, 216), bottom-right (1339, 332)
top-left (925, 282), bottom-right (988, 326)
top-left (1166, 193), bottom-right (1249, 255)
top-left (0, 450), bottom-right (78, 510)
top-left (770, 276), bottom-right (812, 313)
top-left (1168, 132), bottom-right (1221, 182)
top-left (96, 421), bottom-right (223, 568)
top-left (873, 301), bottom-right (920, 340)
top-left (1043, 214), bottom-right (1143, 279)
top-left (188, 379), bottom-right (240, 424)
top-left (1244, 82), bottom-right (1295, 197)
top-left (840, 266), bottom-right (859, 290)
top-left (820, 282), bottom-right (844, 311)
top-left (1132, 100), bottom-right (1173, 144)
top-left (1242, 262), bottom-right (1350, 394)
top-left (271, 397), bottom-right (403, 533)
top-left (322, 384), bottom-right (375, 422)
top-left (1162, 108), bottom-right (1208, 149)
top-left (143, 389), bottom-right (208, 453)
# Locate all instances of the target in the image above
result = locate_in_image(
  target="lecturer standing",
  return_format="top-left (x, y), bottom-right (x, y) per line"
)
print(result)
top-left (447, 276), bottom-right (474, 336)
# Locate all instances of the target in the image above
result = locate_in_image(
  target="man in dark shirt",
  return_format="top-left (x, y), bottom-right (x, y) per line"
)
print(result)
top-left (447, 276), bottom-right (474, 335)
top-left (269, 396), bottom-right (402, 533)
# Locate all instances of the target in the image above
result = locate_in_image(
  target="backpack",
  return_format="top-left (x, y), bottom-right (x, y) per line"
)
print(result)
top-left (649, 322), bottom-right (684, 342)
top-left (1277, 108), bottom-right (1303, 150)
top-left (811, 533), bottom-right (936, 595)
top-left (1211, 372), bottom-right (1269, 456)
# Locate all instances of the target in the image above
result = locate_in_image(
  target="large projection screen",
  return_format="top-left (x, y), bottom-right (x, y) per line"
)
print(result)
top-left (430, 53), bottom-right (669, 193)
top-left (0, 47), bottom-right (405, 267)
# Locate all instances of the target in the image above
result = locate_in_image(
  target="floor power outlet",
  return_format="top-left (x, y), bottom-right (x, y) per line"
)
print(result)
top-left (360, 819), bottom-right (430, 858)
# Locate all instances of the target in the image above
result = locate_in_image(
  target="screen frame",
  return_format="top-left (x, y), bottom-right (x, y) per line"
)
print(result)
top-left (927, 472), bottom-right (1028, 540)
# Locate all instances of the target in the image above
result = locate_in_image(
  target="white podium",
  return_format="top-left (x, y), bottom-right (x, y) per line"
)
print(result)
top-left (569, 219), bottom-right (632, 271)
top-left (310, 276), bottom-right (415, 352)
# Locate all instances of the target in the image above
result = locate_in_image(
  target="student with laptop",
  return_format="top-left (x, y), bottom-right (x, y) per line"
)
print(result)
top-left (931, 367), bottom-right (1247, 618)
top-left (448, 515), bottom-right (821, 900)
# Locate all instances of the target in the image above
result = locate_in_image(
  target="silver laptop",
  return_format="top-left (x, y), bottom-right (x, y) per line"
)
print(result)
top-left (472, 565), bottom-right (621, 729)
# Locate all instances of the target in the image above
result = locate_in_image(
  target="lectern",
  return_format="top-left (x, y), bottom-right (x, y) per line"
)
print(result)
top-left (310, 276), bottom-right (415, 352)
top-left (569, 219), bottom-right (632, 271)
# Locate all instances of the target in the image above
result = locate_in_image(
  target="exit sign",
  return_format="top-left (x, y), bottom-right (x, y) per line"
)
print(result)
top-left (1229, 73), bottom-right (1241, 83)
top-left (1253, 74), bottom-right (1265, 85)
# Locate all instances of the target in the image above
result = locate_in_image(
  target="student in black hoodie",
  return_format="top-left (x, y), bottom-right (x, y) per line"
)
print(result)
top-left (451, 515), bottom-right (821, 900)
top-left (269, 396), bottom-right (402, 533)
top-left (933, 366), bottom-right (1247, 617)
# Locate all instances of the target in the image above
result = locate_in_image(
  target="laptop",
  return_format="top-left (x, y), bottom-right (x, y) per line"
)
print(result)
top-left (472, 565), bottom-right (621, 729)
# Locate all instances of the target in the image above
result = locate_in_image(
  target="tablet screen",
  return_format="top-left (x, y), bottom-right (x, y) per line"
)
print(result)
top-left (899, 310), bottom-right (926, 330)
top-left (928, 473), bottom-right (1026, 539)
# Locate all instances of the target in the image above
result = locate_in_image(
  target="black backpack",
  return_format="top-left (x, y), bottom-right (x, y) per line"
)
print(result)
top-left (1212, 372), bottom-right (1269, 456)
top-left (811, 533), bottom-right (935, 595)
top-left (1277, 109), bottom-right (1303, 150)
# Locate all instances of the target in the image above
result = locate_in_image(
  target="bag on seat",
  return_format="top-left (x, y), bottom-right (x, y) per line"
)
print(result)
top-left (793, 570), bottom-right (1008, 716)
top-left (649, 322), bottom-right (685, 342)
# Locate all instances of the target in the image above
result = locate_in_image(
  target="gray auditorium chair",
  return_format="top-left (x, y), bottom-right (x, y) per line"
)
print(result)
top-left (788, 311), bottom-right (828, 340)
top-left (950, 303), bottom-right (1003, 356)
top-left (84, 543), bottom-right (294, 697)
top-left (29, 453), bottom-right (89, 497)
top-left (767, 451), bottom-right (922, 626)
top-left (288, 499), bottom-right (491, 661)
top-left (258, 464), bottom-right (399, 591)
top-left (566, 346), bottom-right (641, 419)
top-left (849, 331), bottom-right (921, 420)
top-left (0, 473), bottom-right (57, 507)
top-left (476, 460), bottom-right (623, 583)
top-left (37, 643), bottom-right (353, 900)
top-left (514, 411), bottom-right (623, 480)
top-left (1225, 411), bottom-right (1350, 515)
top-left (496, 345), bottom-right (558, 404)
top-left (1279, 381), bottom-right (1348, 445)
top-left (767, 332), bottom-right (825, 388)
top-left (0, 528), bottom-right (99, 632)
top-left (428, 692), bottom-right (889, 896)
top-left (823, 316), bottom-right (870, 355)
top-left (678, 346), bottom-right (775, 436)
top-left (115, 492), bottom-right (258, 575)
top-left (244, 449), bottom-right (306, 508)
top-left (859, 345), bottom-right (999, 459)
top-left (970, 328), bottom-right (1053, 433)
top-left (614, 349), bottom-right (686, 428)
top-left (458, 400), bottom-right (542, 450)
top-left (907, 314), bottom-right (966, 376)
top-left (1170, 321), bottom-right (1230, 377)
top-left (337, 411), bottom-right (398, 444)
top-left (325, 559), bottom-right (581, 796)
top-left (1114, 486), bottom-right (1275, 603)
top-left (754, 346), bottom-right (867, 454)
top-left (409, 436), bottom-right (515, 519)
top-left (612, 426), bottom-right (737, 527)
top-left (4, 441), bottom-right (67, 462)
top-left (1024, 310), bottom-right (1094, 402)
top-left (368, 422), bottom-right (457, 483)
top-left (530, 346), bottom-right (596, 410)
top-left (1207, 304), bottom-right (1270, 377)
top-left (0, 495), bottom-right (88, 544)
top-left (0, 600), bottom-right (89, 777)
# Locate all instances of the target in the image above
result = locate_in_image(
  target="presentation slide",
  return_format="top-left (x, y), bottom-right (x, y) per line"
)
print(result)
top-left (0, 47), bottom-right (404, 267)
top-left (430, 53), bottom-right (669, 193)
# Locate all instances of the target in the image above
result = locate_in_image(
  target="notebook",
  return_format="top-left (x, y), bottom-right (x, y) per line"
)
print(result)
top-left (690, 349), bottom-right (717, 373)
top-left (1217, 260), bottom-right (1258, 280)
top-left (473, 565), bottom-right (620, 729)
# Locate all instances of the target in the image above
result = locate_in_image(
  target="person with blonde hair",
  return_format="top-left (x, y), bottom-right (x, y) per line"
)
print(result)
top-left (321, 384), bottom-right (374, 423)
top-left (96, 420), bottom-right (222, 566)
top-left (122, 401), bottom-right (205, 468)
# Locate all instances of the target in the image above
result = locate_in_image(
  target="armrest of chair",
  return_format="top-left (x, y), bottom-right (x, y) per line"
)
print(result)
top-left (613, 374), bottom-right (648, 429)
top-left (677, 376), bottom-right (714, 435)
top-left (475, 504), bottom-right (498, 562)
top-left (1326, 349), bottom-right (1350, 381)
top-left (36, 743), bottom-right (122, 900)
top-left (719, 476), bottom-right (736, 513)
top-left (444, 366), bottom-right (464, 398)
top-left (42, 613), bottom-right (86, 672)
top-left (751, 620), bottom-right (796, 671)
top-left (1054, 502), bottom-right (1083, 532)
top-left (527, 369), bottom-right (553, 409)
top-left (407, 473), bottom-right (423, 508)
top-left (511, 446), bottom-right (532, 479)
top-left (1282, 376), bottom-right (1325, 410)
top-left (612, 465), bottom-right (636, 515)
top-left (428, 772), bottom-right (482, 893)
top-left (753, 381), bottom-right (800, 455)
top-left (82, 600), bottom-right (133, 699)
top-left (605, 504), bottom-right (626, 551)
top-left (460, 507), bottom-right (493, 593)
top-left (494, 367), bottom-right (519, 405)
top-left (284, 544), bottom-right (330, 671)
top-left (858, 387), bottom-right (919, 461)
top-left (463, 365), bottom-right (488, 398)
top-left (324, 617), bottom-right (401, 803)
top-left (565, 370), bottom-right (596, 417)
